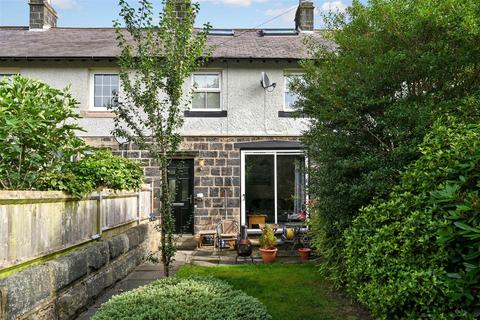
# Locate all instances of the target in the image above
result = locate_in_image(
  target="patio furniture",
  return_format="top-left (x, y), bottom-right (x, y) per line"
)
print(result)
top-left (216, 219), bottom-right (239, 253)
top-left (247, 214), bottom-right (267, 229)
top-left (197, 229), bottom-right (216, 248)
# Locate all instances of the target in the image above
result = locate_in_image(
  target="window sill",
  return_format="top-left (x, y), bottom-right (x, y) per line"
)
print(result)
top-left (184, 110), bottom-right (227, 117)
top-left (80, 111), bottom-right (116, 118)
top-left (278, 111), bottom-right (306, 118)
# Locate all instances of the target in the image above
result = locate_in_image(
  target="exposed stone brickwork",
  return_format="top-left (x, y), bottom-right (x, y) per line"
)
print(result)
top-left (0, 223), bottom-right (159, 320)
top-left (29, 0), bottom-right (57, 30)
top-left (100, 136), bottom-right (300, 234)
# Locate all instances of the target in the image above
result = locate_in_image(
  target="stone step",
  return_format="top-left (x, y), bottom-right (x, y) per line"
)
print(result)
top-left (175, 235), bottom-right (197, 250)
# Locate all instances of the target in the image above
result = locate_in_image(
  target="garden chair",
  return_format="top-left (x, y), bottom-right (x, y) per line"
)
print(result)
top-left (216, 219), bottom-right (239, 253)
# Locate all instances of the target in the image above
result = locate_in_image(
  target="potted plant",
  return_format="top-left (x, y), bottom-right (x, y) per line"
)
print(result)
top-left (259, 224), bottom-right (277, 263)
top-left (298, 247), bottom-right (312, 261)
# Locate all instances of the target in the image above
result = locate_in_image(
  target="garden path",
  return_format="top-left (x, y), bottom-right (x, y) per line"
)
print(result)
top-left (76, 250), bottom-right (194, 320)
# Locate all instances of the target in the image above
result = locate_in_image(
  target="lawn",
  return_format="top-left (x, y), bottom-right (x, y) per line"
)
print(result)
top-left (176, 263), bottom-right (371, 320)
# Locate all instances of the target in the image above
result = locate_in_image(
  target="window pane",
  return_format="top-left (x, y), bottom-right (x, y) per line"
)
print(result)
top-left (94, 97), bottom-right (102, 108)
top-left (245, 155), bottom-right (275, 225)
top-left (94, 74), bottom-right (103, 86)
top-left (277, 155), bottom-right (306, 224)
top-left (93, 74), bottom-right (119, 108)
top-left (111, 75), bottom-right (119, 86)
top-left (193, 74), bottom-right (219, 89)
top-left (285, 92), bottom-right (299, 110)
top-left (192, 92), bottom-right (206, 109)
top-left (206, 92), bottom-right (220, 109)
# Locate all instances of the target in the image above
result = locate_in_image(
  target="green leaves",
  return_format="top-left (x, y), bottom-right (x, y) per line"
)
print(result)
top-left (0, 75), bottom-right (86, 190)
top-left (92, 277), bottom-right (271, 320)
top-left (37, 149), bottom-right (144, 198)
top-left (345, 119), bottom-right (480, 319)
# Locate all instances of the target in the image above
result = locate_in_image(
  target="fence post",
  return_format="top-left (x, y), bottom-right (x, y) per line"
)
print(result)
top-left (95, 191), bottom-right (103, 239)
top-left (0, 287), bottom-right (6, 318)
top-left (137, 189), bottom-right (141, 225)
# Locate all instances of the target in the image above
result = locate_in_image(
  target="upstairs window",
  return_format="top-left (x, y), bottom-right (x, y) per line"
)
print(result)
top-left (92, 73), bottom-right (119, 110)
top-left (284, 73), bottom-right (303, 111)
top-left (192, 72), bottom-right (221, 110)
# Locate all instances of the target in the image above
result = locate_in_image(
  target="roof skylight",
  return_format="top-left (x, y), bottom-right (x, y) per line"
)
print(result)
top-left (209, 29), bottom-right (235, 36)
top-left (261, 29), bottom-right (299, 36)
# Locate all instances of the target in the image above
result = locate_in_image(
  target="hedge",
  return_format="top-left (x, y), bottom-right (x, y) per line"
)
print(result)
top-left (92, 277), bottom-right (271, 320)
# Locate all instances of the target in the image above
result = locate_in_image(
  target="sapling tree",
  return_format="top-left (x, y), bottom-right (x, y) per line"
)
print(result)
top-left (112, 0), bottom-right (211, 276)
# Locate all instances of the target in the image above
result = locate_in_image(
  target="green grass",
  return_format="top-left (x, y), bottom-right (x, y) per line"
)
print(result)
top-left (176, 263), bottom-right (370, 320)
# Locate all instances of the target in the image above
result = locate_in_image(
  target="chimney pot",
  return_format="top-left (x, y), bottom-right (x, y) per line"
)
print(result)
top-left (29, 0), bottom-right (57, 30)
top-left (295, 0), bottom-right (314, 32)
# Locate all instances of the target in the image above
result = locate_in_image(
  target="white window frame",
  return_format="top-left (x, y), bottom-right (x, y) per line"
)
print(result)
top-left (191, 71), bottom-right (222, 111)
top-left (240, 149), bottom-right (308, 230)
top-left (283, 72), bottom-right (304, 112)
top-left (89, 70), bottom-right (119, 111)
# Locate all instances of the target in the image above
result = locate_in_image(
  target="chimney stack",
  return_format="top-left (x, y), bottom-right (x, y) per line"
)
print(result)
top-left (29, 0), bottom-right (57, 30)
top-left (295, 0), bottom-right (314, 32)
top-left (172, 0), bottom-right (191, 22)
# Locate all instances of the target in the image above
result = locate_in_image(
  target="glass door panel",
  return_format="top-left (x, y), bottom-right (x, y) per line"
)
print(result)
top-left (245, 154), bottom-right (275, 225)
top-left (276, 155), bottom-right (306, 224)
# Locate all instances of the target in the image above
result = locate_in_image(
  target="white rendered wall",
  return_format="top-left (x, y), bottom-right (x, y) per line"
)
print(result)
top-left (1, 60), bottom-right (310, 137)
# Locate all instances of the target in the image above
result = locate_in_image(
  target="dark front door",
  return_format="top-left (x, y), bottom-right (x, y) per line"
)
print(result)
top-left (168, 159), bottom-right (194, 234)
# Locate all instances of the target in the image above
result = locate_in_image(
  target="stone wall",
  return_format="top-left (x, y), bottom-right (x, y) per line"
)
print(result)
top-left (100, 136), bottom-right (300, 233)
top-left (0, 222), bottom-right (160, 320)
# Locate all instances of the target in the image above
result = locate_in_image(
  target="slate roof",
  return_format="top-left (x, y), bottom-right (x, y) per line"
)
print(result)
top-left (0, 27), bottom-right (332, 60)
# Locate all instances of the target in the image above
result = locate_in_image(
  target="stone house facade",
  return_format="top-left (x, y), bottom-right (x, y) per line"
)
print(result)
top-left (0, 0), bottom-right (330, 234)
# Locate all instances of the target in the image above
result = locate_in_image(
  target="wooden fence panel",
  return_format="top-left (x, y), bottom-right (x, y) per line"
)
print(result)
top-left (0, 187), bottom-right (153, 270)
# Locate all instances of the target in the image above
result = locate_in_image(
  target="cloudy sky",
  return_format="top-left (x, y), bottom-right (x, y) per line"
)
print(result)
top-left (0, 0), bottom-right (355, 29)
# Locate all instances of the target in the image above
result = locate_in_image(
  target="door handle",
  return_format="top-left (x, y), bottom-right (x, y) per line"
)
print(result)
top-left (173, 203), bottom-right (185, 207)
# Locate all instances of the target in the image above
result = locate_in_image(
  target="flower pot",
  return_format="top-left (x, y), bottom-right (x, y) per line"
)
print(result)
top-left (298, 248), bottom-right (312, 261)
top-left (260, 248), bottom-right (278, 263)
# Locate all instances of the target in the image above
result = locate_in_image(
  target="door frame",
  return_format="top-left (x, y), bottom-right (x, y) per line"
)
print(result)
top-left (240, 149), bottom-right (306, 229)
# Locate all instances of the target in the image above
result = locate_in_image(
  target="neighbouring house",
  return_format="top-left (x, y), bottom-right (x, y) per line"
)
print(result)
top-left (0, 0), bottom-right (330, 235)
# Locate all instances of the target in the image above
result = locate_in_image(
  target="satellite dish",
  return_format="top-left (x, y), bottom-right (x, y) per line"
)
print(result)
top-left (261, 72), bottom-right (276, 90)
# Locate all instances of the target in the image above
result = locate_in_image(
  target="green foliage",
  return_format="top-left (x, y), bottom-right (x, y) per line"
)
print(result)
top-left (92, 277), bottom-right (271, 320)
top-left (259, 224), bottom-right (277, 249)
top-left (296, 0), bottom-right (480, 283)
top-left (344, 118), bottom-right (480, 319)
top-left (38, 149), bottom-right (144, 197)
top-left (0, 75), bottom-right (86, 190)
top-left (112, 0), bottom-right (211, 276)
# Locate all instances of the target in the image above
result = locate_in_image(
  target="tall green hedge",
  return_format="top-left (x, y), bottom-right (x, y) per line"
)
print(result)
top-left (344, 118), bottom-right (480, 319)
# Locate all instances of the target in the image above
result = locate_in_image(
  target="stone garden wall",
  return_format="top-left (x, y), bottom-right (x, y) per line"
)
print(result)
top-left (0, 222), bottom-right (160, 320)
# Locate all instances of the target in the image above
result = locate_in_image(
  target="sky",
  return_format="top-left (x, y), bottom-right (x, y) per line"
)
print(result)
top-left (0, 0), bottom-right (354, 29)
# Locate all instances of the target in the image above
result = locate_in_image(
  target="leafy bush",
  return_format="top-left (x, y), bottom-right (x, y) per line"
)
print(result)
top-left (344, 118), bottom-right (480, 319)
top-left (296, 0), bottom-right (480, 283)
top-left (39, 149), bottom-right (144, 197)
top-left (0, 75), bottom-right (86, 189)
top-left (0, 76), bottom-right (143, 196)
top-left (92, 276), bottom-right (271, 320)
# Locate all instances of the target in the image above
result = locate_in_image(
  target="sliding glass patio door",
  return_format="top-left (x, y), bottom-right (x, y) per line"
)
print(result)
top-left (241, 150), bottom-right (306, 228)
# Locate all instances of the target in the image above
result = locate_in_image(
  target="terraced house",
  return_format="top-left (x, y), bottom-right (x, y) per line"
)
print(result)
top-left (0, 0), bottom-right (329, 235)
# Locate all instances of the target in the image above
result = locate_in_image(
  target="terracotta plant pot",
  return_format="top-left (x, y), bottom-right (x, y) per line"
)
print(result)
top-left (260, 248), bottom-right (278, 263)
top-left (298, 248), bottom-right (312, 261)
